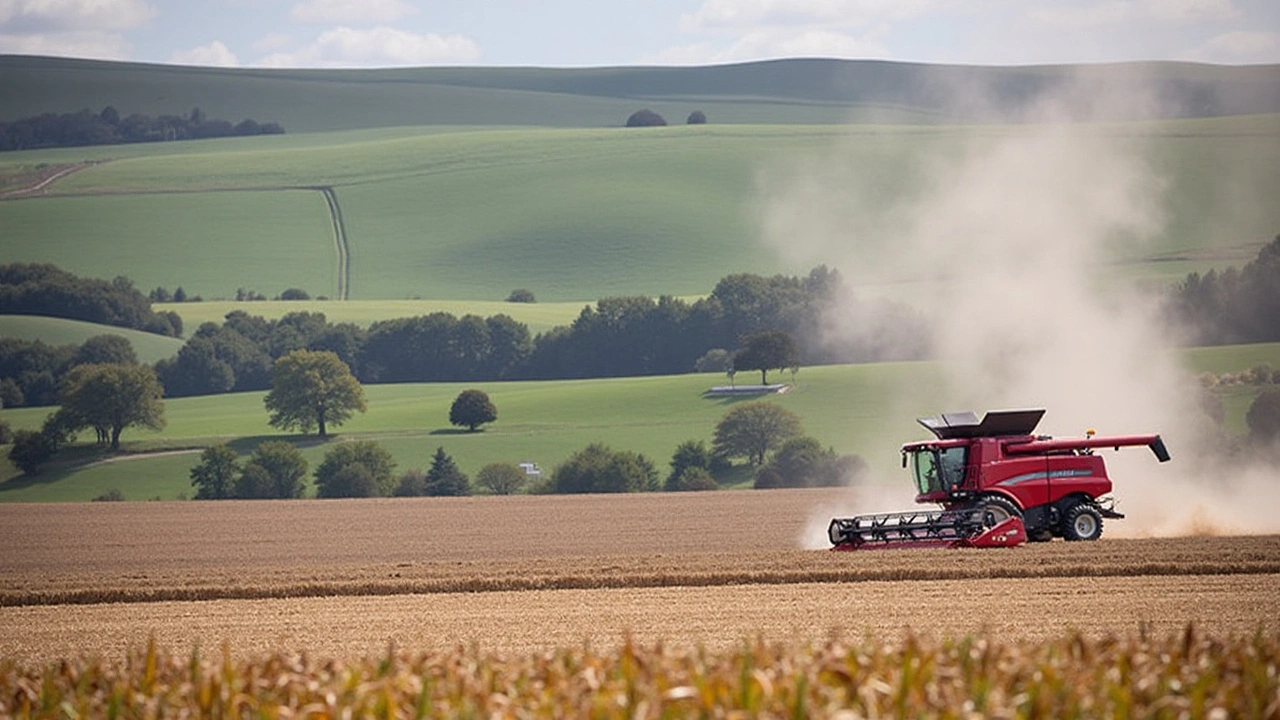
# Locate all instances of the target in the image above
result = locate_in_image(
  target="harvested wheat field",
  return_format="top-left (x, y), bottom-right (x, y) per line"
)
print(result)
top-left (1, 489), bottom-right (1277, 664)
top-left (1, 489), bottom-right (1278, 716)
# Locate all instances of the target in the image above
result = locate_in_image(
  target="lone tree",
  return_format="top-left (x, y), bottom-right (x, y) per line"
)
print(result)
top-left (57, 363), bottom-right (165, 450)
top-left (425, 446), bottom-right (471, 496)
top-left (713, 401), bottom-right (802, 466)
top-left (449, 389), bottom-right (497, 432)
top-left (314, 441), bottom-right (396, 498)
top-left (264, 350), bottom-right (366, 437)
top-left (732, 331), bottom-right (798, 385)
top-left (626, 108), bottom-right (667, 127)
top-left (190, 444), bottom-right (240, 499)
top-left (687, 110), bottom-right (707, 124)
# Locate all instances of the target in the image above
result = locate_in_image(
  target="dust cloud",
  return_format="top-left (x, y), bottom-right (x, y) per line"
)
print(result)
top-left (763, 76), bottom-right (1280, 547)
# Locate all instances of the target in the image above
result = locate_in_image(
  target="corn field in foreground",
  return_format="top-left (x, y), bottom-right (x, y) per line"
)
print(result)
top-left (3, 627), bottom-right (1276, 719)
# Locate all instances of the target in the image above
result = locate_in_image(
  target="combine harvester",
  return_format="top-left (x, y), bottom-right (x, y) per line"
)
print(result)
top-left (829, 409), bottom-right (1170, 550)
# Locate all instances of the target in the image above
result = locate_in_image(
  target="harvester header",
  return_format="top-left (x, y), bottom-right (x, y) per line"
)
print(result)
top-left (829, 409), bottom-right (1170, 550)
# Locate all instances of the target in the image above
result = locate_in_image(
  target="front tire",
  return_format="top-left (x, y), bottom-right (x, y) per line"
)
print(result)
top-left (1062, 502), bottom-right (1103, 541)
top-left (974, 495), bottom-right (1021, 529)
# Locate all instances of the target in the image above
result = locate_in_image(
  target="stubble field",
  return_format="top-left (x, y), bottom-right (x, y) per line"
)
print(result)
top-left (1, 488), bottom-right (1277, 666)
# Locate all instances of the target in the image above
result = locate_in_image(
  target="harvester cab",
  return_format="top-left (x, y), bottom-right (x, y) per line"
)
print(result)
top-left (829, 409), bottom-right (1170, 550)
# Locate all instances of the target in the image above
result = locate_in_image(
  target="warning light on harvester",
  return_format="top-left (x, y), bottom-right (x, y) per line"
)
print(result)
top-left (828, 409), bottom-right (1170, 550)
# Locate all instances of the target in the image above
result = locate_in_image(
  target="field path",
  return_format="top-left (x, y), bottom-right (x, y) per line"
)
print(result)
top-left (0, 161), bottom-right (97, 198)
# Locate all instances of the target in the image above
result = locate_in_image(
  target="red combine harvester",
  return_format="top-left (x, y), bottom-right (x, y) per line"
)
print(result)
top-left (828, 409), bottom-right (1170, 550)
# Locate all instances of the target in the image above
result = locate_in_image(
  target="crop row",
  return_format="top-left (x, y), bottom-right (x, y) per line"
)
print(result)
top-left (3, 627), bottom-right (1275, 718)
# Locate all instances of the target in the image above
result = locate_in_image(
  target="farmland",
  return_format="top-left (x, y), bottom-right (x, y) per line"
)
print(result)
top-left (3, 117), bottom-right (1279, 303)
top-left (2, 341), bottom-right (1279, 502)
top-left (0, 493), bottom-right (1276, 716)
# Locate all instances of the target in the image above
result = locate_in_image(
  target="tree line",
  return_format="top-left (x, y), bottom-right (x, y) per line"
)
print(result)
top-left (0, 106), bottom-right (284, 152)
top-left (5, 233), bottom-right (1279, 409)
top-left (1, 264), bottom-right (182, 337)
top-left (1167, 234), bottom-right (1280, 345)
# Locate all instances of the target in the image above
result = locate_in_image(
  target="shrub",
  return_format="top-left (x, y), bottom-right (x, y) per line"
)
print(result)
top-left (314, 441), bottom-right (396, 498)
top-left (666, 439), bottom-right (711, 491)
top-left (279, 288), bottom-right (310, 301)
top-left (673, 466), bottom-right (718, 491)
top-left (506, 288), bottom-right (536, 303)
top-left (625, 109), bottom-right (667, 127)
top-left (393, 469), bottom-right (428, 497)
top-left (476, 462), bottom-right (526, 495)
top-left (8, 429), bottom-right (57, 474)
top-left (92, 488), bottom-right (126, 502)
top-left (553, 443), bottom-right (658, 493)
top-left (687, 110), bottom-right (707, 124)
top-left (754, 466), bottom-right (784, 489)
top-left (0, 419), bottom-right (12, 445)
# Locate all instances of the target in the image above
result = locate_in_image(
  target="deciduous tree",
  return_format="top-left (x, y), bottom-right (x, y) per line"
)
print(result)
top-left (190, 444), bottom-right (240, 499)
top-left (732, 331), bottom-right (798, 385)
top-left (58, 363), bottom-right (165, 450)
top-left (449, 389), bottom-right (497, 432)
top-left (476, 462), bottom-right (526, 495)
top-left (713, 401), bottom-right (802, 466)
top-left (264, 350), bottom-right (366, 437)
top-left (239, 441), bottom-right (309, 498)
top-left (314, 441), bottom-right (396, 498)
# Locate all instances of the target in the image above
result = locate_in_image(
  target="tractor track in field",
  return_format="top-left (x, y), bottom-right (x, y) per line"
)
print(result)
top-left (312, 186), bottom-right (350, 300)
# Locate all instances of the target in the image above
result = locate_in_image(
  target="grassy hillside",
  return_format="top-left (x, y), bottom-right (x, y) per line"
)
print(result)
top-left (3, 342), bottom-right (1277, 503)
top-left (0, 315), bottom-right (184, 363)
top-left (3, 57), bottom-right (1277, 132)
top-left (3, 118), bottom-right (1277, 303)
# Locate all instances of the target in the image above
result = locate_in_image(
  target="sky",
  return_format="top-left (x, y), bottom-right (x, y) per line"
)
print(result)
top-left (0, 0), bottom-right (1278, 69)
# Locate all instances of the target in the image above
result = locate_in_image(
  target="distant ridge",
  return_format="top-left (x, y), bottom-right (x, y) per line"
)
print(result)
top-left (2, 55), bottom-right (1278, 133)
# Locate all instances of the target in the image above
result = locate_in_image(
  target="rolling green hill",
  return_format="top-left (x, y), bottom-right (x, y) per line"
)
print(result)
top-left (3, 56), bottom-right (1278, 132)
top-left (2, 342), bottom-right (1277, 503)
top-left (3, 118), bottom-right (1277, 303)
top-left (0, 315), bottom-right (184, 363)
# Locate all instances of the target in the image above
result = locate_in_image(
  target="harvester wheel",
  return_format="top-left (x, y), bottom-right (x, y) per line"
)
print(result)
top-left (1062, 502), bottom-right (1103, 541)
top-left (975, 496), bottom-right (1021, 528)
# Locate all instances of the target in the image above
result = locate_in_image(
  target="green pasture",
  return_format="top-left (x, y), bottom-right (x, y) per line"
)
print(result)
top-left (3, 118), bottom-right (1278, 302)
top-left (153, 299), bottom-right (595, 336)
top-left (0, 315), bottom-right (183, 362)
top-left (3, 342), bottom-right (1278, 503)
top-left (0, 189), bottom-right (335, 300)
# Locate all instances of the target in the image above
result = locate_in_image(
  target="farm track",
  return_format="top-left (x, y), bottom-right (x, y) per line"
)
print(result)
top-left (314, 185), bottom-right (350, 300)
top-left (0, 161), bottom-right (96, 198)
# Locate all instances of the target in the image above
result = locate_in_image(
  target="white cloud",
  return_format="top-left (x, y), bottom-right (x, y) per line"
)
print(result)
top-left (682, 0), bottom-right (933, 31)
top-left (1027, 0), bottom-right (1238, 29)
top-left (1187, 30), bottom-right (1280, 62)
top-left (256, 26), bottom-right (481, 67)
top-left (0, 29), bottom-right (131, 58)
top-left (253, 32), bottom-right (292, 52)
top-left (720, 27), bottom-right (889, 61)
top-left (290, 0), bottom-right (416, 25)
top-left (170, 40), bottom-right (238, 67)
top-left (0, 0), bottom-right (156, 32)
